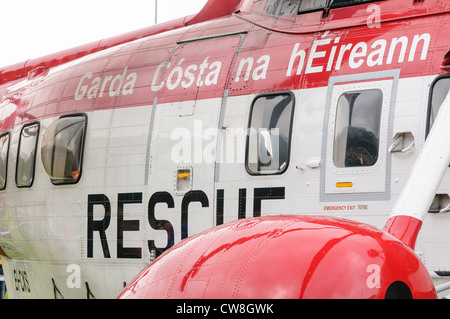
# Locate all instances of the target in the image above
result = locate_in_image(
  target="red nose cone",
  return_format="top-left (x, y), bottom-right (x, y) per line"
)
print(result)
top-left (119, 216), bottom-right (436, 299)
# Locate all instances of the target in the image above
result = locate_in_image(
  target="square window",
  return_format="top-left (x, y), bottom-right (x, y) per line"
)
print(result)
top-left (41, 115), bottom-right (87, 185)
top-left (333, 89), bottom-right (382, 168)
top-left (246, 93), bottom-right (294, 175)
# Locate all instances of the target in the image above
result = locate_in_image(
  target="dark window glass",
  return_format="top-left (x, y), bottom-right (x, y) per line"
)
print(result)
top-left (41, 115), bottom-right (87, 185)
top-left (333, 89), bottom-right (383, 167)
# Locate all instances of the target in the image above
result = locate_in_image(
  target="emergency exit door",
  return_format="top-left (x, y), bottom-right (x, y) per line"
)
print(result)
top-left (321, 70), bottom-right (399, 201)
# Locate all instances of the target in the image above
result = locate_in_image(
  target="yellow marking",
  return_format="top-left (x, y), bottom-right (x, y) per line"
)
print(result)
top-left (336, 182), bottom-right (353, 188)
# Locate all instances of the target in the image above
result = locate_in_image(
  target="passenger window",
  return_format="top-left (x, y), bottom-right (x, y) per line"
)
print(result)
top-left (428, 77), bottom-right (450, 135)
top-left (333, 89), bottom-right (383, 167)
top-left (246, 93), bottom-right (294, 175)
top-left (41, 115), bottom-right (87, 185)
top-left (16, 123), bottom-right (40, 187)
top-left (0, 133), bottom-right (10, 190)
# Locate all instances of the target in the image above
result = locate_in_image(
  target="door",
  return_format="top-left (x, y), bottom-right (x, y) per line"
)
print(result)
top-left (321, 70), bottom-right (399, 202)
top-left (147, 31), bottom-right (246, 250)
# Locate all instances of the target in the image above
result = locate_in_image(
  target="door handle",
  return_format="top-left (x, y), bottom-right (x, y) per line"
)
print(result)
top-left (389, 132), bottom-right (414, 153)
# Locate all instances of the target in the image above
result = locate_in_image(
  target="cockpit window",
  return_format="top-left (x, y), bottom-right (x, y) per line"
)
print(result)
top-left (333, 89), bottom-right (382, 168)
top-left (265, 0), bottom-right (383, 17)
top-left (41, 115), bottom-right (87, 185)
top-left (298, 0), bottom-right (327, 13)
top-left (266, 0), bottom-right (301, 16)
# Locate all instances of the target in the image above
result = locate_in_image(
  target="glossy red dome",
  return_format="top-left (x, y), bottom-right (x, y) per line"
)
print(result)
top-left (119, 215), bottom-right (436, 299)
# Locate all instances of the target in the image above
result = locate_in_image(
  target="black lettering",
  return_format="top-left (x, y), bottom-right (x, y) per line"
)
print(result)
top-left (253, 187), bottom-right (285, 217)
top-left (117, 193), bottom-right (142, 259)
top-left (216, 189), bottom-right (224, 226)
top-left (23, 271), bottom-right (30, 292)
top-left (14, 270), bottom-right (19, 291)
top-left (181, 191), bottom-right (209, 239)
top-left (239, 188), bottom-right (247, 219)
top-left (148, 192), bottom-right (175, 257)
top-left (87, 194), bottom-right (111, 258)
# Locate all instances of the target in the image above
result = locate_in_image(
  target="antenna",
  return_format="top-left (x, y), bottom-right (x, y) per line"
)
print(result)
top-left (155, 0), bottom-right (158, 24)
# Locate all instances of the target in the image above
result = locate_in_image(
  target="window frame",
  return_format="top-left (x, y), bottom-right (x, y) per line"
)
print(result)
top-left (426, 74), bottom-right (450, 138)
top-left (16, 122), bottom-right (40, 188)
top-left (332, 88), bottom-right (383, 168)
top-left (295, 0), bottom-right (385, 15)
top-left (245, 91), bottom-right (295, 176)
top-left (328, 0), bottom-right (384, 9)
top-left (41, 113), bottom-right (88, 186)
top-left (322, 72), bottom-right (397, 198)
top-left (0, 132), bottom-right (10, 191)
